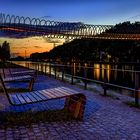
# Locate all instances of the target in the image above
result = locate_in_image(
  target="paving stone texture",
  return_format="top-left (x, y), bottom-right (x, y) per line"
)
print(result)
top-left (0, 71), bottom-right (140, 140)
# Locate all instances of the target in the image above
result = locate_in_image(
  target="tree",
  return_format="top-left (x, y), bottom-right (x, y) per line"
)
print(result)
top-left (0, 41), bottom-right (10, 61)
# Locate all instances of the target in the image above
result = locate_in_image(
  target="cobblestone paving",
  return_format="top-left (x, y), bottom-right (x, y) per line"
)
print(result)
top-left (0, 74), bottom-right (140, 140)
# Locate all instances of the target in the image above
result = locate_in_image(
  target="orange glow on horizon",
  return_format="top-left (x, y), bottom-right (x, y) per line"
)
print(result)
top-left (0, 37), bottom-right (64, 57)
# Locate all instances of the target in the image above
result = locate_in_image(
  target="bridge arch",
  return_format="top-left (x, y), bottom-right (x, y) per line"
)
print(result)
top-left (14, 16), bottom-right (20, 24)
top-left (0, 13), bottom-right (140, 40)
top-left (19, 16), bottom-right (25, 24)
top-left (9, 15), bottom-right (15, 24)
top-left (30, 18), bottom-right (37, 26)
top-left (5, 15), bottom-right (11, 23)
top-left (24, 17), bottom-right (31, 24)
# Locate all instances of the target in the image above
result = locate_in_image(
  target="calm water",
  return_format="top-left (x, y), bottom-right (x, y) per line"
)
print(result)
top-left (12, 61), bottom-right (139, 89)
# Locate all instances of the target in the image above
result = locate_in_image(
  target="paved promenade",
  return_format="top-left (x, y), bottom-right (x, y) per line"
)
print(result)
top-left (0, 73), bottom-right (140, 140)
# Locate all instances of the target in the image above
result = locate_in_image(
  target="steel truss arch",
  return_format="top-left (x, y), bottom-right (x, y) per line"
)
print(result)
top-left (0, 13), bottom-right (140, 40)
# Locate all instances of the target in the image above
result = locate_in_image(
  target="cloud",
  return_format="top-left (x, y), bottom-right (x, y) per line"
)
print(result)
top-left (44, 38), bottom-right (62, 43)
top-left (11, 52), bottom-right (20, 57)
top-left (12, 46), bottom-right (27, 49)
top-left (34, 46), bottom-right (42, 48)
top-left (33, 37), bottom-right (43, 40)
top-left (11, 52), bottom-right (20, 55)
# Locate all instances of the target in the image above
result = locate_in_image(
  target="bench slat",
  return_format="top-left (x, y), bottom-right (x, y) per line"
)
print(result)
top-left (54, 87), bottom-right (74, 96)
top-left (41, 90), bottom-right (54, 99)
top-left (41, 90), bottom-right (57, 99)
top-left (16, 94), bottom-right (27, 104)
top-left (43, 89), bottom-right (59, 98)
top-left (46, 89), bottom-right (64, 98)
top-left (30, 92), bottom-right (43, 101)
top-left (37, 90), bottom-right (50, 99)
top-left (20, 93), bottom-right (32, 103)
top-left (14, 94), bottom-right (22, 105)
top-left (52, 88), bottom-right (66, 97)
top-left (34, 91), bottom-right (47, 100)
top-left (8, 94), bottom-right (15, 104)
top-left (54, 88), bottom-right (70, 96)
top-left (3, 75), bottom-right (32, 82)
top-left (9, 94), bottom-right (21, 105)
top-left (40, 91), bottom-right (52, 99)
top-left (12, 70), bottom-right (34, 75)
top-left (24, 92), bottom-right (38, 102)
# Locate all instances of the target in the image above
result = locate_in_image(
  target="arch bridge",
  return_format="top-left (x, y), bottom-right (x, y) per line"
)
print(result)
top-left (0, 13), bottom-right (140, 40)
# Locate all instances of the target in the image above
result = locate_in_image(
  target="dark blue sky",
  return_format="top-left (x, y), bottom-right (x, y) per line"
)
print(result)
top-left (1, 0), bottom-right (140, 25)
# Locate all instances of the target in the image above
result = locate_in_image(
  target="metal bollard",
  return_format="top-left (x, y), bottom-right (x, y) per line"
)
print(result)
top-left (103, 68), bottom-right (107, 96)
top-left (135, 72), bottom-right (139, 106)
top-left (62, 66), bottom-right (64, 81)
top-left (84, 63), bottom-right (87, 90)
top-left (54, 66), bottom-right (57, 79)
top-left (71, 65), bottom-right (74, 84)
top-left (49, 63), bottom-right (51, 76)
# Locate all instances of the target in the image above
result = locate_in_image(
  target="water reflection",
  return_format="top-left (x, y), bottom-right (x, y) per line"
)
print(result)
top-left (93, 64), bottom-right (100, 80)
top-left (12, 61), bottom-right (136, 88)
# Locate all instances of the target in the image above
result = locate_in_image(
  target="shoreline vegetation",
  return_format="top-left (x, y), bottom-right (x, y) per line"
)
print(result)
top-left (28, 21), bottom-right (140, 63)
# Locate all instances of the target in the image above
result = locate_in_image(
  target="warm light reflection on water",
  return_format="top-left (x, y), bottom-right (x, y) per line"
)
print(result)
top-left (107, 64), bottom-right (110, 82)
top-left (13, 61), bottom-right (136, 88)
top-left (102, 64), bottom-right (105, 80)
top-left (94, 64), bottom-right (100, 80)
top-left (73, 63), bottom-right (76, 76)
top-left (93, 64), bottom-right (110, 81)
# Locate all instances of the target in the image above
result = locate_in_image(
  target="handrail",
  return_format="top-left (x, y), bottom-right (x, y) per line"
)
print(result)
top-left (10, 61), bottom-right (140, 106)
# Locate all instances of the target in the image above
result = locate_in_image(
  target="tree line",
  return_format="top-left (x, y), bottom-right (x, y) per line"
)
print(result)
top-left (29, 21), bottom-right (140, 63)
top-left (106, 21), bottom-right (140, 34)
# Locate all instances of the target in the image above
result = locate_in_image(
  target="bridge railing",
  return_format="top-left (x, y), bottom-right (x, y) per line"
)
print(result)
top-left (11, 61), bottom-right (140, 106)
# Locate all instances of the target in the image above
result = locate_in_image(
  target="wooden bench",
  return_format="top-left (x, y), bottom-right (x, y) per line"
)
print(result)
top-left (11, 70), bottom-right (35, 75)
top-left (3, 75), bottom-right (32, 82)
top-left (1, 63), bottom-right (36, 82)
top-left (0, 75), bottom-right (86, 119)
top-left (1, 68), bottom-right (36, 91)
top-left (2, 62), bottom-right (35, 77)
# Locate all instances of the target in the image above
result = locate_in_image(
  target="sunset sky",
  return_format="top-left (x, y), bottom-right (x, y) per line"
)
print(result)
top-left (0, 0), bottom-right (140, 57)
top-left (0, 37), bottom-right (64, 57)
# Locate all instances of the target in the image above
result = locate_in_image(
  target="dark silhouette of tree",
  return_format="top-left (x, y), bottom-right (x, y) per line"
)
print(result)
top-left (106, 21), bottom-right (140, 34)
top-left (0, 41), bottom-right (10, 61)
top-left (30, 39), bottom-right (140, 63)
top-left (30, 22), bottom-right (140, 63)
top-left (30, 52), bottom-right (49, 61)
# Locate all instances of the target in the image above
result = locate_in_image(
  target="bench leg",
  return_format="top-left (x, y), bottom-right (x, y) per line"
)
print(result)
top-left (28, 71), bottom-right (37, 91)
top-left (64, 94), bottom-right (86, 120)
top-left (28, 77), bottom-right (35, 91)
